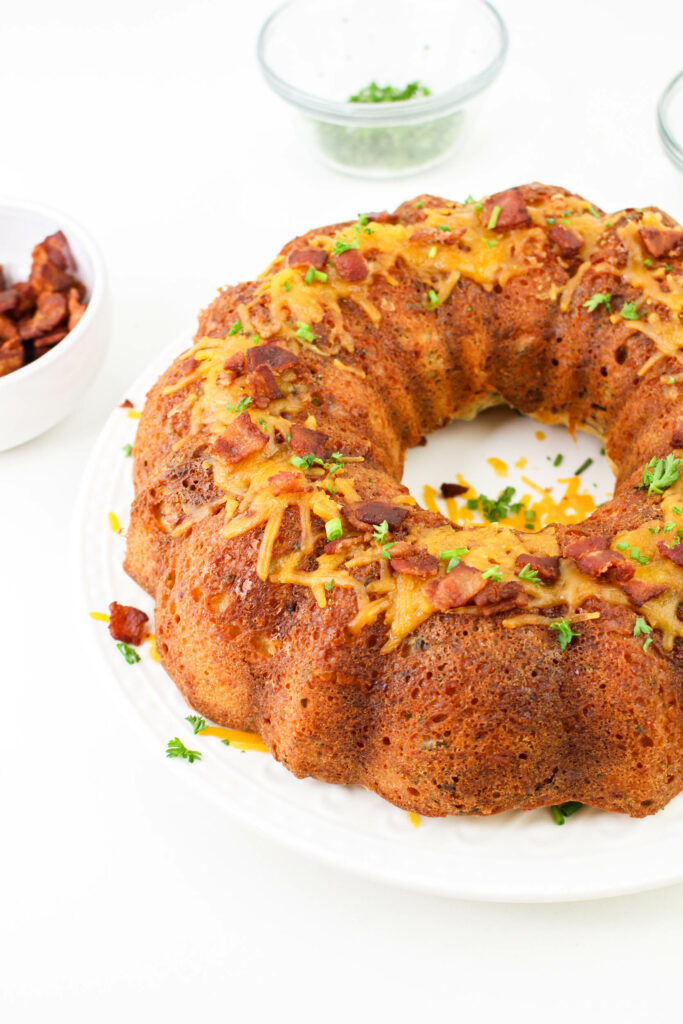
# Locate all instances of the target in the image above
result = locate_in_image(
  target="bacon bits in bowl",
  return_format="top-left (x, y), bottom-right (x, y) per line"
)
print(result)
top-left (258, 0), bottom-right (508, 177)
top-left (0, 200), bottom-right (108, 451)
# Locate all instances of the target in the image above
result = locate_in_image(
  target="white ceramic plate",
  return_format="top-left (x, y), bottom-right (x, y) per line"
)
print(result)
top-left (74, 333), bottom-right (683, 903)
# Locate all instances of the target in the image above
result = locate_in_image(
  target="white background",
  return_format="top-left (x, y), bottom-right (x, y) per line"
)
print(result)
top-left (3, 0), bottom-right (683, 1020)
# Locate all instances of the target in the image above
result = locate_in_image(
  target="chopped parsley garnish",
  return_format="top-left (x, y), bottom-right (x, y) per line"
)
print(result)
top-left (546, 217), bottom-right (556, 225)
top-left (587, 205), bottom-right (600, 218)
top-left (332, 215), bottom-right (374, 257)
top-left (487, 204), bottom-right (501, 230)
top-left (643, 258), bottom-right (653, 268)
top-left (325, 517), bottom-right (343, 542)
top-left (437, 225), bottom-right (451, 232)
top-left (440, 547), bottom-right (468, 572)
top-left (325, 579), bottom-right (335, 592)
top-left (428, 289), bottom-right (440, 309)
top-left (664, 521), bottom-right (675, 533)
top-left (185, 715), bottom-right (206, 735)
top-left (524, 510), bottom-right (536, 530)
top-left (227, 319), bottom-right (243, 336)
top-left (475, 202), bottom-right (483, 212)
top-left (574, 457), bottom-right (593, 476)
top-left (373, 520), bottom-right (390, 545)
top-left (296, 321), bottom-right (317, 343)
top-left (416, 200), bottom-right (426, 209)
top-left (638, 453), bottom-right (682, 495)
top-left (349, 80), bottom-right (431, 104)
top-left (166, 737), bottom-right (202, 764)
top-left (550, 801), bottom-right (583, 825)
top-left (583, 292), bottom-right (612, 313)
top-left (518, 563), bottom-right (541, 585)
top-left (553, 453), bottom-right (563, 467)
top-left (226, 396), bottom-right (252, 414)
top-left (122, 443), bottom-right (132, 457)
top-left (620, 301), bottom-right (640, 320)
top-left (283, 280), bottom-right (293, 292)
top-left (332, 235), bottom-right (359, 256)
top-left (373, 519), bottom-right (395, 558)
top-left (304, 266), bottom-right (328, 285)
top-left (468, 485), bottom-right (522, 522)
top-left (673, 505), bottom-right (683, 515)
top-left (486, 239), bottom-right (498, 249)
top-left (615, 540), bottom-right (629, 551)
top-left (259, 417), bottom-right (267, 429)
top-left (291, 452), bottom-right (325, 470)
top-left (116, 642), bottom-right (140, 665)
top-left (481, 565), bottom-right (502, 582)
top-left (634, 617), bottom-right (653, 650)
top-left (550, 618), bottom-right (579, 651)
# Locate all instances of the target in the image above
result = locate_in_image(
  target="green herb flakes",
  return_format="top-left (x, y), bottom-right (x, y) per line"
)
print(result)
top-left (518, 563), bottom-right (541, 585)
top-left (116, 642), bottom-right (140, 665)
top-left (166, 738), bottom-right (202, 764)
top-left (550, 801), bottom-right (583, 825)
top-left (583, 292), bottom-right (612, 313)
top-left (185, 715), bottom-right (206, 735)
top-left (304, 266), bottom-right (328, 285)
top-left (349, 80), bottom-right (431, 104)
top-left (620, 301), bottom-right (640, 320)
top-left (638, 453), bottom-right (682, 495)
top-left (325, 517), bottom-right (343, 542)
top-left (440, 547), bottom-right (468, 572)
top-left (487, 205), bottom-right (501, 230)
top-left (550, 618), bottom-right (579, 651)
top-left (296, 321), bottom-right (316, 343)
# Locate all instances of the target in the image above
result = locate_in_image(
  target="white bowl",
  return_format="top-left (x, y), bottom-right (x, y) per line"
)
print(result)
top-left (0, 200), bottom-right (108, 450)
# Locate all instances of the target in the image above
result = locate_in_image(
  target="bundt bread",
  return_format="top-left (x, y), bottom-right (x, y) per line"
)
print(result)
top-left (125, 183), bottom-right (683, 818)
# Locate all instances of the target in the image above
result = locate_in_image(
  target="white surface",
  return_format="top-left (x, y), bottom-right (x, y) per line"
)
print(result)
top-left (3, 0), bottom-right (683, 1019)
top-left (76, 333), bottom-right (683, 903)
top-left (0, 200), bottom-right (109, 449)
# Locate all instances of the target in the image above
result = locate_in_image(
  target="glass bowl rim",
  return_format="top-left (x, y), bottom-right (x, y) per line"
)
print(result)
top-left (256, 0), bottom-right (509, 123)
top-left (658, 67), bottom-right (683, 165)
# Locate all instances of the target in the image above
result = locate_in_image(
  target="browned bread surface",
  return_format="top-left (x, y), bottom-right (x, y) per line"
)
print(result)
top-left (125, 184), bottom-right (683, 817)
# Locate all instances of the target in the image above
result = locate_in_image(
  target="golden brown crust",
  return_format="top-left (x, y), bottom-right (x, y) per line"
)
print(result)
top-left (125, 183), bottom-right (683, 818)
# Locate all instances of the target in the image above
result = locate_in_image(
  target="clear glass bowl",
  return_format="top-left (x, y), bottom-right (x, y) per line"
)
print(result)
top-left (257, 0), bottom-right (508, 178)
top-left (658, 68), bottom-right (683, 172)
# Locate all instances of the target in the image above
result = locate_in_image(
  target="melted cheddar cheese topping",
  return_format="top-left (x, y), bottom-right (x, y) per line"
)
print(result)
top-left (162, 191), bottom-right (683, 654)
